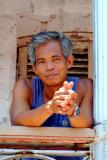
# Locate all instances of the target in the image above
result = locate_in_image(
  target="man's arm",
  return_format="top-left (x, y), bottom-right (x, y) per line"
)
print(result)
top-left (10, 79), bottom-right (73, 127)
top-left (10, 79), bottom-right (54, 126)
top-left (68, 78), bottom-right (93, 128)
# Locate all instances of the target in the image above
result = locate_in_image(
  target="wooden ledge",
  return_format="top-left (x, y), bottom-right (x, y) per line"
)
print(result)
top-left (0, 126), bottom-right (95, 149)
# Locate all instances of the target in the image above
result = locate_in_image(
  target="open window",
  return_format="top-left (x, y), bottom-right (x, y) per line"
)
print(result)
top-left (0, 0), bottom-right (98, 159)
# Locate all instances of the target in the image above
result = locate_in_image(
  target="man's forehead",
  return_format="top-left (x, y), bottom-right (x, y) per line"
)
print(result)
top-left (35, 41), bottom-right (63, 57)
top-left (36, 40), bottom-right (61, 50)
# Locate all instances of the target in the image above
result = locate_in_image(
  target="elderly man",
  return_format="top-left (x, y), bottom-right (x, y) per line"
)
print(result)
top-left (10, 31), bottom-right (93, 160)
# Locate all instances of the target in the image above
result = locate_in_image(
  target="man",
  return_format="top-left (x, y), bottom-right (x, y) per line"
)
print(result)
top-left (10, 31), bottom-right (93, 160)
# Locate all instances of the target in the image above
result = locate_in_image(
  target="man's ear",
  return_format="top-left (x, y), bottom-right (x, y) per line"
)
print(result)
top-left (67, 54), bottom-right (74, 69)
top-left (32, 65), bottom-right (38, 75)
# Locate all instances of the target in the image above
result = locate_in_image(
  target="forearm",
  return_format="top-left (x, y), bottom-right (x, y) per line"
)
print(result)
top-left (68, 113), bottom-right (93, 128)
top-left (13, 102), bottom-right (53, 127)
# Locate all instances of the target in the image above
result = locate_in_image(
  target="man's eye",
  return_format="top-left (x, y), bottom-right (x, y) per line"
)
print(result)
top-left (53, 58), bottom-right (60, 62)
top-left (37, 61), bottom-right (45, 64)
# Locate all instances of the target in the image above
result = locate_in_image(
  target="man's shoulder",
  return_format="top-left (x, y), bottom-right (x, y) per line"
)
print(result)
top-left (77, 77), bottom-right (93, 92)
top-left (78, 77), bottom-right (93, 85)
top-left (15, 78), bottom-right (32, 86)
top-left (13, 78), bottom-right (32, 93)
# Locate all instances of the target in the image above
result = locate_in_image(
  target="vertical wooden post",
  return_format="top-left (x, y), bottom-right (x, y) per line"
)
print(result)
top-left (88, 41), bottom-right (93, 79)
top-left (18, 47), bottom-right (27, 78)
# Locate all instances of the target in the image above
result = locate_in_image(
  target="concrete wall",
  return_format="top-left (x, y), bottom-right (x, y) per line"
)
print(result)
top-left (0, 0), bottom-right (92, 125)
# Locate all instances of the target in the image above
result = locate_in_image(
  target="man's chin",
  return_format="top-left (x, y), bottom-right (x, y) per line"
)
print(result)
top-left (46, 81), bottom-right (59, 86)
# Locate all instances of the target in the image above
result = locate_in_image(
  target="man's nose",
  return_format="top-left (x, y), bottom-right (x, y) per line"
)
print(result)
top-left (46, 62), bottom-right (54, 70)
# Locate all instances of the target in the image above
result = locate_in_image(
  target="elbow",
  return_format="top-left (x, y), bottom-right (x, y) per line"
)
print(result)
top-left (87, 121), bottom-right (94, 128)
top-left (71, 119), bottom-right (94, 128)
top-left (10, 115), bottom-right (23, 126)
top-left (10, 112), bottom-right (26, 126)
top-left (83, 119), bottom-right (94, 128)
top-left (80, 114), bottom-right (94, 128)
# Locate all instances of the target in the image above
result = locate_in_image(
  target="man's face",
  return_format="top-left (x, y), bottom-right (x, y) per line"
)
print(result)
top-left (33, 40), bottom-right (72, 86)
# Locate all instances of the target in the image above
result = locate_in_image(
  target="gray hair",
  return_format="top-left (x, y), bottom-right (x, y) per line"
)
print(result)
top-left (28, 31), bottom-right (73, 64)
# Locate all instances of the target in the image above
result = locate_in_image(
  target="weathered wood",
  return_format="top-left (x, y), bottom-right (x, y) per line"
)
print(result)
top-left (17, 36), bottom-right (32, 47)
top-left (88, 41), bottom-right (93, 79)
top-left (18, 47), bottom-right (27, 78)
top-left (17, 32), bottom-right (92, 79)
top-left (17, 32), bottom-right (92, 48)
top-left (0, 126), bottom-right (95, 149)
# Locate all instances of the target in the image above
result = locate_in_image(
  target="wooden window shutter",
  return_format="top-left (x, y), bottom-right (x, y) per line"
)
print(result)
top-left (17, 32), bottom-right (92, 79)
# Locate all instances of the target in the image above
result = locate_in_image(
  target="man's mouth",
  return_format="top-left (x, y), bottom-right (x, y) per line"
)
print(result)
top-left (46, 74), bottom-right (59, 78)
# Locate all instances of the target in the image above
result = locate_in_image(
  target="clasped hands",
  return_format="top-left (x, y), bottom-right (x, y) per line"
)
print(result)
top-left (49, 81), bottom-right (77, 116)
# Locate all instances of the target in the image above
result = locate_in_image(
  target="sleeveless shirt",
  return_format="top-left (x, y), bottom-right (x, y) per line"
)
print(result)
top-left (31, 76), bottom-right (80, 127)
top-left (21, 76), bottom-right (83, 160)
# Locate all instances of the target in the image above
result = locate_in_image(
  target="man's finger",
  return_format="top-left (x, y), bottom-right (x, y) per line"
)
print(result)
top-left (63, 81), bottom-right (69, 90)
top-left (63, 81), bottom-right (74, 90)
top-left (68, 81), bottom-right (74, 89)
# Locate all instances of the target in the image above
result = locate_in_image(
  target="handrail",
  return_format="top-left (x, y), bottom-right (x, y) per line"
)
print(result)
top-left (0, 126), bottom-right (95, 146)
top-left (0, 126), bottom-right (95, 159)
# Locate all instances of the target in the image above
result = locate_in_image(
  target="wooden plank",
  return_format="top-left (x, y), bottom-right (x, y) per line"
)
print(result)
top-left (65, 32), bottom-right (92, 42)
top-left (18, 47), bottom-right (27, 78)
top-left (88, 41), bottom-right (93, 79)
top-left (17, 32), bottom-right (92, 48)
top-left (0, 126), bottom-right (95, 137)
top-left (0, 126), bottom-right (95, 148)
top-left (17, 36), bottom-right (32, 47)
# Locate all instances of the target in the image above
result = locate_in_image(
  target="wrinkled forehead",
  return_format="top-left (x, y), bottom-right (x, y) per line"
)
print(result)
top-left (35, 40), bottom-right (62, 50)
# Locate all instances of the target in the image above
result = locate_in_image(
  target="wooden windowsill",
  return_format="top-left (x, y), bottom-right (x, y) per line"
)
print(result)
top-left (0, 126), bottom-right (95, 149)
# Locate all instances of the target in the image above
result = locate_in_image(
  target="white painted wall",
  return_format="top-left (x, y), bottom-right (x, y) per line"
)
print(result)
top-left (93, 0), bottom-right (107, 159)
top-left (93, 0), bottom-right (107, 124)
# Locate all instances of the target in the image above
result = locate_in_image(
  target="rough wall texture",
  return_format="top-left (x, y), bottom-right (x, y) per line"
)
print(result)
top-left (0, 0), bottom-right (92, 125)
top-left (0, 0), bottom-right (92, 36)
top-left (0, 15), bottom-right (17, 124)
